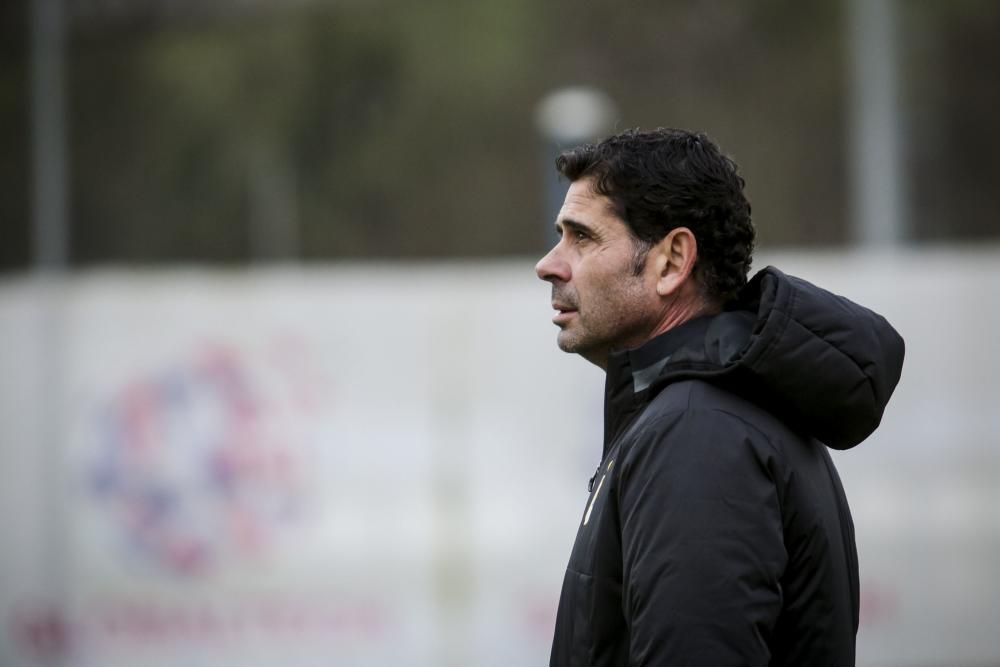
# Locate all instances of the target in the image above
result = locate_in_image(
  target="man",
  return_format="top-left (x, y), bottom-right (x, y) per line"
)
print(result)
top-left (536, 128), bottom-right (904, 666)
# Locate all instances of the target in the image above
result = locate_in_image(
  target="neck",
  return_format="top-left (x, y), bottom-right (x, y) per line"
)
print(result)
top-left (646, 293), bottom-right (715, 341)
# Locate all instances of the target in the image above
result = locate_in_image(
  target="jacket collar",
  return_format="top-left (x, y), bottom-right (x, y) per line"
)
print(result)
top-left (602, 315), bottom-right (714, 453)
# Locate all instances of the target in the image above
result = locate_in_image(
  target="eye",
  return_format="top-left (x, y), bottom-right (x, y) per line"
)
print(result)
top-left (555, 222), bottom-right (594, 245)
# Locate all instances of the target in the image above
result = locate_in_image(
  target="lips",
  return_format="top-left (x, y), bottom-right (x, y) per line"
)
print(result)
top-left (552, 304), bottom-right (578, 325)
top-left (550, 288), bottom-right (578, 324)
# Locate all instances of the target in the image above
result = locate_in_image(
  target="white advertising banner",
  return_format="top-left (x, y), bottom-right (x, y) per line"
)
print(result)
top-left (1, 250), bottom-right (998, 667)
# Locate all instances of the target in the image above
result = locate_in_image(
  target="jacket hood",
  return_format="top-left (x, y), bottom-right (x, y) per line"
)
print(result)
top-left (635, 266), bottom-right (905, 450)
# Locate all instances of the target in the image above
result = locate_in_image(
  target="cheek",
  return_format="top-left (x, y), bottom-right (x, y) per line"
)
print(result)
top-left (575, 252), bottom-right (647, 313)
top-left (576, 276), bottom-right (620, 318)
top-left (594, 272), bottom-right (651, 317)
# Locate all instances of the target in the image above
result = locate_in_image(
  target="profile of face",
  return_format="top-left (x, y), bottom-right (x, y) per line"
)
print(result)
top-left (535, 178), bottom-right (666, 368)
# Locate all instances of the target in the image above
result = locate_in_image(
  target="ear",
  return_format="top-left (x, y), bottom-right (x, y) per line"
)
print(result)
top-left (651, 227), bottom-right (698, 297)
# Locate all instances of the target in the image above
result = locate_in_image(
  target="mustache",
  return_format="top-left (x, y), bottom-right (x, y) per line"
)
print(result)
top-left (551, 286), bottom-right (579, 309)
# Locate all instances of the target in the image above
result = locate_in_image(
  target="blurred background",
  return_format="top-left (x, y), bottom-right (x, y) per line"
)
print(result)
top-left (1, 0), bottom-right (999, 665)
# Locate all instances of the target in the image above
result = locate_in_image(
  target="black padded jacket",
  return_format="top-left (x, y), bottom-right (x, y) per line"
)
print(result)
top-left (549, 266), bottom-right (905, 667)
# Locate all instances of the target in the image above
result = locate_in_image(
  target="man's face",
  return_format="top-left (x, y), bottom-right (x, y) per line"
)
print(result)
top-left (535, 177), bottom-right (664, 367)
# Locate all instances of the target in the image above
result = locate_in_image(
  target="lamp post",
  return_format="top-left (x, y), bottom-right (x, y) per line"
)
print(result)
top-left (847, 0), bottom-right (906, 246)
top-left (535, 87), bottom-right (618, 245)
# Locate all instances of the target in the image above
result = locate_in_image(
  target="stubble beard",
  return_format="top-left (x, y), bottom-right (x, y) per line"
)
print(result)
top-left (553, 278), bottom-right (655, 361)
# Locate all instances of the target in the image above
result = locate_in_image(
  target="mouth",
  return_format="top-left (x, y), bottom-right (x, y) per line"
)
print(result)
top-left (551, 304), bottom-right (578, 324)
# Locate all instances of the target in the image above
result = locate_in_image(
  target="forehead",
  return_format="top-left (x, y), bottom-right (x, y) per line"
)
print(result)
top-left (557, 178), bottom-right (625, 231)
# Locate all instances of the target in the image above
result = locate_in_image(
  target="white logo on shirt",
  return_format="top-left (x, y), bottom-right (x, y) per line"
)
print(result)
top-left (583, 459), bottom-right (614, 526)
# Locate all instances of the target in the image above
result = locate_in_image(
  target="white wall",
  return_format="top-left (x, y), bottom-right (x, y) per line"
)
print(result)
top-left (0, 247), bottom-right (997, 666)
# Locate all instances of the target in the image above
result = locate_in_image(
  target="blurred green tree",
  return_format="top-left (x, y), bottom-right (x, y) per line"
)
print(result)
top-left (1, 0), bottom-right (998, 271)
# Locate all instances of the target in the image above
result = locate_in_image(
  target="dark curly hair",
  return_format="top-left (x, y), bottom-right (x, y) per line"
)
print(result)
top-left (555, 128), bottom-right (755, 305)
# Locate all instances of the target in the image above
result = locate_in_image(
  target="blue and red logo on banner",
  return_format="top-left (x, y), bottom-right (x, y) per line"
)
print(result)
top-left (88, 342), bottom-right (311, 576)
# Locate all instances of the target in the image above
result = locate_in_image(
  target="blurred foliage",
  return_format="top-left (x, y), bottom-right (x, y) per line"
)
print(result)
top-left (905, 0), bottom-right (1000, 240)
top-left (2, 0), bottom-right (999, 270)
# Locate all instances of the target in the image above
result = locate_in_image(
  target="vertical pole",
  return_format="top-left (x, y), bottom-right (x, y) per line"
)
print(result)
top-left (847, 0), bottom-right (906, 245)
top-left (248, 144), bottom-right (300, 262)
top-left (30, 1), bottom-right (70, 665)
top-left (31, 0), bottom-right (69, 269)
top-left (429, 309), bottom-right (473, 667)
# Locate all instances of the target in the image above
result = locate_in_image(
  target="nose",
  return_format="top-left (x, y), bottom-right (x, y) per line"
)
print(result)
top-left (535, 244), bottom-right (570, 283)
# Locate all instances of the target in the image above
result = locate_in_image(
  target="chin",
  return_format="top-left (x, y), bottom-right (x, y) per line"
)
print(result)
top-left (557, 331), bottom-right (595, 355)
top-left (556, 332), bottom-right (581, 354)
